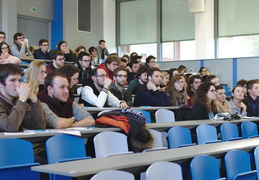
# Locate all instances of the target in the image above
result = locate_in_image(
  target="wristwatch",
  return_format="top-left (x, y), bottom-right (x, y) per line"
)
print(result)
top-left (19, 99), bottom-right (26, 103)
top-left (72, 117), bottom-right (76, 123)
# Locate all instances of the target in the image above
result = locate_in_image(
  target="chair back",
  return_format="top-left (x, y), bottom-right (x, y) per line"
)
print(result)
top-left (254, 146), bottom-right (259, 180)
top-left (149, 129), bottom-right (164, 148)
top-left (135, 109), bottom-right (151, 123)
top-left (146, 161), bottom-right (183, 180)
top-left (168, 126), bottom-right (194, 148)
top-left (196, 124), bottom-right (219, 144)
top-left (225, 150), bottom-right (256, 180)
top-left (241, 121), bottom-right (258, 139)
top-left (155, 109), bottom-right (175, 123)
top-left (190, 155), bottom-right (222, 180)
top-left (220, 122), bottom-right (241, 141)
top-left (94, 131), bottom-right (129, 158)
top-left (90, 170), bottom-right (134, 180)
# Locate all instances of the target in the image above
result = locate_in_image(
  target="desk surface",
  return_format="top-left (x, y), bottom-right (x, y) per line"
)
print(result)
top-left (31, 137), bottom-right (259, 177)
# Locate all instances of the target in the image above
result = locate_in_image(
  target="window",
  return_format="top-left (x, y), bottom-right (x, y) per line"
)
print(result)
top-left (78, 0), bottom-right (91, 32)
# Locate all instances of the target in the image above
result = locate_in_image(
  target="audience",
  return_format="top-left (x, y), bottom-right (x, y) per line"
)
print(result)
top-left (134, 67), bottom-right (170, 107)
top-left (38, 72), bottom-right (95, 129)
top-left (242, 79), bottom-right (259, 117)
top-left (187, 75), bottom-right (202, 106)
top-left (228, 85), bottom-right (247, 117)
top-left (96, 39), bottom-right (109, 61)
top-left (127, 66), bottom-right (149, 94)
top-left (57, 40), bottom-right (77, 63)
top-left (10, 32), bottom-right (34, 59)
top-left (77, 52), bottom-right (92, 83)
top-left (79, 68), bottom-right (128, 108)
top-left (109, 67), bottom-right (132, 106)
top-left (215, 85), bottom-right (230, 113)
top-left (33, 39), bottom-right (51, 60)
top-left (0, 64), bottom-right (45, 131)
top-left (97, 54), bottom-right (120, 80)
top-left (24, 60), bottom-right (46, 94)
top-left (46, 50), bottom-right (64, 74)
top-left (190, 82), bottom-right (217, 120)
top-left (0, 42), bottom-right (21, 64)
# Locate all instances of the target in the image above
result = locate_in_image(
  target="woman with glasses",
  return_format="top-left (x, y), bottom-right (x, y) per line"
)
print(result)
top-left (0, 42), bottom-right (21, 64)
top-left (165, 75), bottom-right (188, 106)
top-left (215, 85), bottom-right (230, 113)
top-left (57, 40), bottom-right (77, 63)
top-left (190, 82), bottom-right (217, 120)
top-left (24, 60), bottom-right (46, 94)
top-left (228, 85), bottom-right (247, 117)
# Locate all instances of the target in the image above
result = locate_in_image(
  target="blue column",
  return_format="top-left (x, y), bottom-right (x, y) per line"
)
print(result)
top-left (232, 58), bottom-right (237, 87)
top-left (51, 0), bottom-right (63, 50)
top-left (200, 60), bottom-right (204, 68)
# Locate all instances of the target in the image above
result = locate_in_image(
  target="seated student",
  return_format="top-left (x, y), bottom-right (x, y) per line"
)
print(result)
top-left (133, 67), bottom-right (171, 107)
top-left (46, 50), bottom-right (65, 74)
top-left (144, 55), bottom-right (159, 69)
top-left (24, 60), bottom-right (47, 94)
top-left (127, 66), bottom-right (149, 94)
top-left (190, 82), bottom-right (217, 120)
top-left (161, 71), bottom-right (170, 92)
top-left (0, 64), bottom-right (46, 131)
top-left (177, 65), bottom-right (186, 75)
top-left (10, 32), bottom-right (34, 59)
top-left (215, 85), bottom-right (230, 113)
top-left (236, 79), bottom-right (248, 95)
top-left (168, 68), bottom-right (179, 79)
top-left (109, 67), bottom-right (132, 106)
top-left (58, 64), bottom-right (80, 101)
top-left (165, 75), bottom-right (188, 106)
top-left (33, 39), bottom-right (51, 60)
top-left (228, 85), bottom-right (247, 117)
top-left (38, 72), bottom-right (95, 129)
top-left (131, 54), bottom-right (143, 65)
top-left (74, 45), bottom-right (86, 56)
top-left (242, 79), bottom-right (259, 117)
top-left (98, 54), bottom-right (120, 80)
top-left (187, 75), bottom-right (202, 106)
top-left (127, 59), bottom-right (140, 83)
top-left (198, 67), bottom-right (209, 82)
top-left (79, 68), bottom-right (128, 108)
top-left (57, 40), bottom-right (77, 63)
top-left (77, 52), bottom-right (92, 83)
top-left (0, 42), bottom-right (21, 64)
top-left (206, 74), bottom-right (220, 86)
top-left (88, 46), bottom-right (98, 66)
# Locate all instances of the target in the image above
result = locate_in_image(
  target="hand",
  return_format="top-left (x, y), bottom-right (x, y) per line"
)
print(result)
top-left (28, 91), bottom-right (38, 103)
top-left (238, 102), bottom-right (247, 111)
top-left (125, 66), bottom-right (132, 72)
top-left (17, 83), bottom-right (31, 101)
top-left (103, 78), bottom-right (112, 88)
top-left (20, 41), bottom-right (26, 47)
top-left (146, 81), bottom-right (157, 91)
top-left (153, 63), bottom-right (160, 68)
top-left (119, 102), bottom-right (128, 108)
top-left (63, 47), bottom-right (70, 54)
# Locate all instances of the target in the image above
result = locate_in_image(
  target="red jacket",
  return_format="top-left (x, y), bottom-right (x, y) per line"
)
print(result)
top-left (98, 63), bottom-right (113, 80)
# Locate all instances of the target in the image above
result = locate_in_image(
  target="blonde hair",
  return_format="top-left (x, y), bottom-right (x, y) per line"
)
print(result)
top-left (24, 60), bottom-right (45, 94)
top-left (161, 71), bottom-right (169, 78)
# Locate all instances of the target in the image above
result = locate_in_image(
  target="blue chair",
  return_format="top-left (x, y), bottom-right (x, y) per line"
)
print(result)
top-left (196, 124), bottom-right (221, 144)
top-left (190, 155), bottom-right (226, 180)
top-left (225, 150), bottom-right (256, 180)
top-left (155, 109), bottom-right (175, 123)
top-left (145, 161), bottom-right (183, 180)
top-left (167, 126), bottom-right (196, 149)
top-left (90, 170), bottom-right (135, 180)
top-left (241, 121), bottom-right (259, 139)
top-left (220, 122), bottom-right (242, 141)
top-left (135, 109), bottom-right (152, 123)
top-left (0, 138), bottom-right (40, 180)
top-left (46, 134), bottom-right (90, 180)
top-left (254, 146), bottom-right (259, 180)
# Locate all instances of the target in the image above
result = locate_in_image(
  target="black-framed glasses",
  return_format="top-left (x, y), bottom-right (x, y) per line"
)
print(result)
top-left (41, 44), bottom-right (49, 46)
top-left (96, 74), bottom-right (108, 78)
top-left (1, 47), bottom-right (8, 50)
top-left (56, 58), bottom-right (65, 61)
top-left (116, 75), bottom-right (127, 78)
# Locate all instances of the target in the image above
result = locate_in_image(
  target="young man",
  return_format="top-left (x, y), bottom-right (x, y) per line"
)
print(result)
top-left (46, 50), bottom-right (65, 74)
top-left (97, 54), bottom-right (120, 80)
top-left (96, 39), bottom-right (109, 60)
top-left (79, 68), bottom-right (128, 108)
top-left (206, 74), bottom-right (220, 86)
top-left (77, 52), bottom-right (92, 83)
top-left (127, 66), bottom-right (149, 94)
top-left (187, 75), bottom-right (202, 106)
top-left (131, 55), bottom-right (143, 65)
top-left (133, 67), bottom-right (170, 107)
top-left (109, 67), bottom-right (132, 106)
top-left (33, 39), bottom-right (51, 60)
top-left (38, 72), bottom-right (95, 129)
top-left (10, 32), bottom-right (34, 59)
top-left (127, 59), bottom-right (141, 83)
top-left (243, 79), bottom-right (259, 117)
top-left (0, 31), bottom-right (6, 43)
top-left (145, 55), bottom-right (159, 69)
top-left (0, 64), bottom-right (45, 131)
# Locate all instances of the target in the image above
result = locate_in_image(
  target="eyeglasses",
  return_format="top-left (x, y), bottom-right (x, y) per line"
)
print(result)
top-left (193, 81), bottom-right (202, 84)
top-left (56, 58), bottom-right (65, 61)
top-left (1, 47), bottom-right (8, 50)
top-left (96, 74), bottom-right (108, 78)
top-left (41, 44), bottom-right (49, 46)
top-left (208, 89), bottom-right (216, 92)
top-left (176, 81), bottom-right (184, 84)
top-left (40, 70), bottom-right (47, 74)
top-left (116, 75), bottom-right (127, 78)
top-left (82, 60), bottom-right (91, 63)
top-left (17, 37), bottom-right (25, 40)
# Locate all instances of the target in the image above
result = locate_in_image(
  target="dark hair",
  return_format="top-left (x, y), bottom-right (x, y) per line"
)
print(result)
top-left (0, 31), bottom-right (6, 36)
top-left (0, 42), bottom-right (11, 55)
top-left (50, 50), bottom-right (64, 60)
top-left (167, 68), bottom-right (178, 78)
top-left (44, 72), bottom-right (67, 92)
top-left (57, 41), bottom-right (66, 51)
top-left (131, 55), bottom-right (142, 61)
top-left (78, 52), bottom-right (91, 61)
top-left (231, 85), bottom-right (243, 99)
top-left (90, 68), bottom-right (99, 77)
top-left (105, 55), bottom-right (121, 65)
top-left (236, 79), bottom-right (247, 87)
top-left (99, 40), bottom-right (105, 44)
top-left (121, 58), bottom-right (127, 63)
top-left (246, 79), bottom-right (259, 90)
top-left (146, 55), bottom-right (156, 63)
top-left (0, 64), bottom-right (22, 86)
top-left (136, 66), bottom-right (149, 78)
top-left (58, 64), bottom-right (80, 85)
top-left (192, 82), bottom-right (217, 113)
top-left (39, 39), bottom-right (48, 46)
top-left (113, 67), bottom-right (127, 76)
top-left (130, 52), bottom-right (138, 59)
top-left (88, 46), bottom-right (97, 54)
top-left (198, 67), bottom-right (206, 74)
top-left (187, 74), bottom-right (202, 92)
top-left (178, 65), bottom-right (186, 72)
top-left (147, 67), bottom-right (161, 77)
top-left (13, 32), bottom-right (24, 42)
top-left (128, 59), bottom-right (139, 68)
top-left (215, 85), bottom-right (224, 91)
top-left (206, 75), bottom-right (217, 82)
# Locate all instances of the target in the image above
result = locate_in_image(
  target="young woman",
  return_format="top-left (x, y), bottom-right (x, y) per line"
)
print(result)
top-left (24, 60), bottom-right (46, 94)
top-left (215, 85), bottom-right (230, 113)
top-left (75, 45), bottom-right (86, 55)
top-left (161, 71), bottom-right (170, 92)
top-left (0, 42), bottom-right (21, 64)
top-left (190, 82), bottom-right (217, 120)
top-left (177, 65), bottom-right (186, 75)
top-left (228, 85), bottom-right (247, 117)
top-left (57, 41), bottom-right (77, 63)
top-left (198, 67), bottom-right (209, 82)
top-left (165, 75), bottom-right (188, 106)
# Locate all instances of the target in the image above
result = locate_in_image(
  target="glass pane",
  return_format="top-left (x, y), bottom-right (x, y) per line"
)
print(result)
top-left (119, 0), bottom-right (157, 45)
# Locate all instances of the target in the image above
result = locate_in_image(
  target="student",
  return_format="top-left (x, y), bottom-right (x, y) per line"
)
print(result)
top-left (206, 74), bottom-right (220, 86)
top-left (33, 39), bottom-right (51, 60)
top-left (242, 79), bottom-right (259, 117)
top-left (228, 85), bottom-right (247, 117)
top-left (215, 85), bottom-right (230, 113)
top-left (38, 72), bottom-right (95, 129)
top-left (187, 75), bottom-right (202, 106)
top-left (77, 52), bottom-right (92, 83)
top-left (96, 40), bottom-right (109, 60)
top-left (0, 31), bottom-right (6, 43)
top-left (0, 64), bottom-right (45, 131)
top-left (145, 55), bottom-right (159, 69)
top-left (177, 65), bottom-right (186, 75)
top-left (190, 82), bottom-right (217, 120)
top-left (127, 66), bottom-right (149, 94)
top-left (57, 40), bottom-right (77, 63)
top-left (198, 67), bottom-right (209, 82)
top-left (161, 71), bottom-right (170, 92)
top-left (46, 50), bottom-right (65, 74)
top-left (97, 54), bottom-right (120, 80)
top-left (0, 42), bottom-right (21, 64)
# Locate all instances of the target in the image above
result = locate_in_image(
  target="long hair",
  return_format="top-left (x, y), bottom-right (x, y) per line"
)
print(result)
top-left (192, 82), bottom-right (217, 113)
top-left (165, 75), bottom-right (187, 106)
top-left (0, 42), bottom-right (12, 55)
top-left (24, 60), bottom-right (45, 94)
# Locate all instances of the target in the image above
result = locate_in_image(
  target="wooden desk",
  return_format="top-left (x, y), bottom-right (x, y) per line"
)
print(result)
top-left (31, 137), bottom-right (259, 179)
